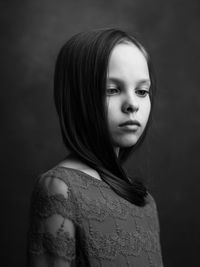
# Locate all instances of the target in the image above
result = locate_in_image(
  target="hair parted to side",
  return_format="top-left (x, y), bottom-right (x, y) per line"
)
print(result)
top-left (54, 28), bottom-right (156, 206)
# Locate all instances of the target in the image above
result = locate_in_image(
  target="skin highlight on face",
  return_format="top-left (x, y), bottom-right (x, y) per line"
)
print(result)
top-left (106, 42), bottom-right (151, 156)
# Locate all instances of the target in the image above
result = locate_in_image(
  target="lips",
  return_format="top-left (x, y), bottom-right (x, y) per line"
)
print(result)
top-left (119, 120), bottom-right (141, 127)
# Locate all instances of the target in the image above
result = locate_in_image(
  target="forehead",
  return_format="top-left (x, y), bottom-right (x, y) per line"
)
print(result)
top-left (107, 43), bottom-right (149, 81)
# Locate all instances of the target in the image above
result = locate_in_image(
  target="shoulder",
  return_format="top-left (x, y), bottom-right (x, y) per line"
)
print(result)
top-left (30, 166), bottom-right (81, 221)
top-left (30, 168), bottom-right (69, 203)
top-left (39, 170), bottom-right (69, 197)
top-left (34, 165), bottom-right (79, 195)
top-left (145, 192), bottom-right (159, 215)
top-left (146, 192), bottom-right (158, 208)
top-left (31, 164), bottom-right (99, 205)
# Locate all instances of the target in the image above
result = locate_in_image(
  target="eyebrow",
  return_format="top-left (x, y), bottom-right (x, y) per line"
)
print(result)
top-left (107, 77), bottom-right (151, 87)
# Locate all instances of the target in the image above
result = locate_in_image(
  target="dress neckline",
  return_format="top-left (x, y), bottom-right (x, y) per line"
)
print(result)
top-left (53, 165), bottom-right (106, 184)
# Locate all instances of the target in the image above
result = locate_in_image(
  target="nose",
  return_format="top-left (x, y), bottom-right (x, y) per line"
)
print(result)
top-left (122, 95), bottom-right (139, 114)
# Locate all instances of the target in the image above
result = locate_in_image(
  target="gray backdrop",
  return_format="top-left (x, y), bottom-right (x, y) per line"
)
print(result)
top-left (1, 0), bottom-right (200, 266)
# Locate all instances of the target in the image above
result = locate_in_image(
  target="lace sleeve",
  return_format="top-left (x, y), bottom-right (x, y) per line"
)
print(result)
top-left (27, 174), bottom-right (76, 267)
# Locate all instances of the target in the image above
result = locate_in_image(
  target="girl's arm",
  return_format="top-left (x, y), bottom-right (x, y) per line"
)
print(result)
top-left (27, 175), bottom-right (76, 267)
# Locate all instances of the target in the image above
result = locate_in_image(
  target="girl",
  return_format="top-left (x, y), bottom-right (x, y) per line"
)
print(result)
top-left (27, 28), bottom-right (163, 267)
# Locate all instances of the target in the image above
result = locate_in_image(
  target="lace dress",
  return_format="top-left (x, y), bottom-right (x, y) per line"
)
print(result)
top-left (27, 166), bottom-right (164, 267)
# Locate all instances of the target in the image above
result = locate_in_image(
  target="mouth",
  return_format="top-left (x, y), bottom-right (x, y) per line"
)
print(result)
top-left (119, 120), bottom-right (141, 127)
top-left (119, 124), bottom-right (139, 131)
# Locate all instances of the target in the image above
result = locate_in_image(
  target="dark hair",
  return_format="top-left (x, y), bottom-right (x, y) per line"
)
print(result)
top-left (54, 28), bottom-right (156, 206)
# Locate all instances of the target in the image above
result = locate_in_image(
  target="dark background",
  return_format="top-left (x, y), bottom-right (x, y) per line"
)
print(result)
top-left (1, 0), bottom-right (200, 266)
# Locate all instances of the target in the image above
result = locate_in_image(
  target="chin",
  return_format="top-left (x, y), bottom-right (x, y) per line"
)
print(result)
top-left (114, 136), bottom-right (139, 148)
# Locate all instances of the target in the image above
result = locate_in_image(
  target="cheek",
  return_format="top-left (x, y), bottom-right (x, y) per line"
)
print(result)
top-left (142, 99), bottom-right (151, 123)
top-left (107, 109), bottom-right (116, 129)
top-left (106, 98), bottom-right (118, 124)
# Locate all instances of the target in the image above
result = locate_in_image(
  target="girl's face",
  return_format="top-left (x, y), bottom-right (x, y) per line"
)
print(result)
top-left (106, 42), bottom-right (151, 156)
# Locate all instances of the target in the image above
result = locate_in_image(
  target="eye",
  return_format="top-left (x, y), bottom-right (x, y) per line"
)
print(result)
top-left (135, 88), bottom-right (150, 97)
top-left (106, 87), bottom-right (120, 95)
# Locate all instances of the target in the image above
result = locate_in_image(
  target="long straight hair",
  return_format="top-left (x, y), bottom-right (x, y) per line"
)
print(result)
top-left (54, 28), bottom-right (156, 206)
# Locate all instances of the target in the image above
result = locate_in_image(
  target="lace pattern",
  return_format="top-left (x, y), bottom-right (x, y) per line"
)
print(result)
top-left (29, 230), bottom-right (75, 260)
top-left (87, 227), bottom-right (160, 259)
